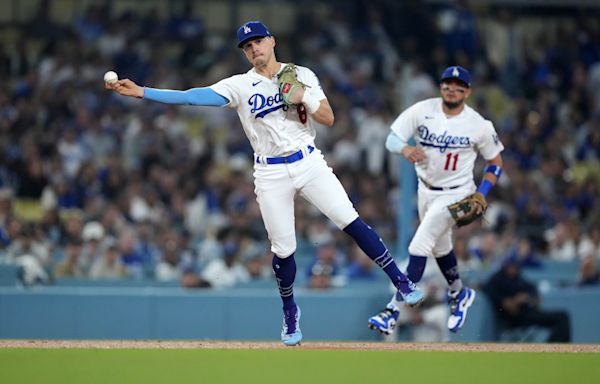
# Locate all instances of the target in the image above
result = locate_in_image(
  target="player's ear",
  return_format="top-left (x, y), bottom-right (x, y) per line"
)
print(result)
top-left (271, 36), bottom-right (276, 48)
top-left (464, 88), bottom-right (472, 98)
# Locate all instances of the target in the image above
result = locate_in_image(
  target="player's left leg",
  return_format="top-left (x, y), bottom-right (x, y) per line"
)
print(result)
top-left (367, 303), bottom-right (400, 335)
top-left (295, 150), bottom-right (422, 305)
top-left (431, 214), bottom-right (476, 332)
top-left (408, 190), bottom-right (477, 332)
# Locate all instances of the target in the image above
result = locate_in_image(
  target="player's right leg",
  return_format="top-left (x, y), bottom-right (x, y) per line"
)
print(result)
top-left (295, 151), bottom-right (422, 304)
top-left (254, 164), bottom-right (302, 346)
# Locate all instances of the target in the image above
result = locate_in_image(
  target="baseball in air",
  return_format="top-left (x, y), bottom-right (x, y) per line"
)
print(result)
top-left (103, 71), bottom-right (118, 84)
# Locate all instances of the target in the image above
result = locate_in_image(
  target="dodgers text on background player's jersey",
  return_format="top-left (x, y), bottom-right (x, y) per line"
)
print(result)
top-left (210, 63), bottom-right (325, 157)
top-left (390, 98), bottom-right (504, 189)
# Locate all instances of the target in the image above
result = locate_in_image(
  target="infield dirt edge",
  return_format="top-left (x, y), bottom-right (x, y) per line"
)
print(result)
top-left (1, 340), bottom-right (598, 353)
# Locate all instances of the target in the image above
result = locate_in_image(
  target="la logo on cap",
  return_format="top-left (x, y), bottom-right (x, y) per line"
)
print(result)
top-left (452, 67), bottom-right (459, 77)
top-left (243, 25), bottom-right (251, 34)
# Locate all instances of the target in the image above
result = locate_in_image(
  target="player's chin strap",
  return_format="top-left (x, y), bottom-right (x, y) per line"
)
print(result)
top-left (477, 164), bottom-right (502, 197)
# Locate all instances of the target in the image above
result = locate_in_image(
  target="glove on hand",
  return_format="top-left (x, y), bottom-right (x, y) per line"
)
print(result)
top-left (277, 63), bottom-right (306, 106)
top-left (447, 192), bottom-right (487, 227)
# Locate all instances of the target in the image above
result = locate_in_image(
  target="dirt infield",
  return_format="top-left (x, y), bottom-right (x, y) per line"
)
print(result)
top-left (1, 340), bottom-right (598, 352)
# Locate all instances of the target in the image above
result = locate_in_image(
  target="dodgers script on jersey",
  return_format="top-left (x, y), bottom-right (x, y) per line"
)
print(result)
top-left (210, 63), bottom-right (325, 157)
top-left (390, 98), bottom-right (504, 189)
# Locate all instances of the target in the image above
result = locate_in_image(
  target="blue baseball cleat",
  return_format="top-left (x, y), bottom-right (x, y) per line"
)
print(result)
top-left (401, 289), bottom-right (424, 307)
top-left (368, 304), bottom-right (400, 335)
top-left (397, 280), bottom-right (424, 307)
top-left (281, 305), bottom-right (302, 346)
top-left (447, 287), bottom-right (476, 332)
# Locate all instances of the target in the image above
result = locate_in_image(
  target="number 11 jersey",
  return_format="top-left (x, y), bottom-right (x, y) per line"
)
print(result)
top-left (390, 98), bottom-right (504, 189)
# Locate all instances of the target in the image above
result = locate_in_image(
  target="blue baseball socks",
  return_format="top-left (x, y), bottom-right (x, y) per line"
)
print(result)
top-left (272, 253), bottom-right (297, 309)
top-left (343, 218), bottom-right (415, 295)
top-left (435, 250), bottom-right (463, 293)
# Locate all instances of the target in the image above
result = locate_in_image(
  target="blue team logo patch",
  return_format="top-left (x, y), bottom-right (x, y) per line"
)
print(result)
top-left (249, 93), bottom-right (288, 118)
top-left (492, 134), bottom-right (500, 146)
top-left (417, 125), bottom-right (471, 153)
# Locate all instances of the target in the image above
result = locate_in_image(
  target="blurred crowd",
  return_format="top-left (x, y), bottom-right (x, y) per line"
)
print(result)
top-left (0, 0), bottom-right (599, 289)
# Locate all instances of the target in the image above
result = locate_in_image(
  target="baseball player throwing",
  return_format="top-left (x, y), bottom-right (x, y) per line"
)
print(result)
top-left (368, 66), bottom-right (504, 335)
top-left (106, 21), bottom-right (422, 346)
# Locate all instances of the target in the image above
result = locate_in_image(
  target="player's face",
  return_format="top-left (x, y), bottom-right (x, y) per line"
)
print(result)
top-left (440, 79), bottom-right (471, 109)
top-left (242, 37), bottom-right (275, 68)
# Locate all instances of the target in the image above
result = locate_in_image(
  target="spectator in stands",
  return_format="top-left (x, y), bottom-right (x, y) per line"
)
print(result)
top-left (483, 258), bottom-right (571, 342)
top-left (54, 237), bottom-right (84, 278)
top-left (180, 268), bottom-right (212, 289)
top-left (241, 240), bottom-right (272, 281)
top-left (134, 219), bottom-right (161, 277)
top-left (306, 241), bottom-right (345, 289)
top-left (578, 224), bottom-right (600, 260)
top-left (116, 229), bottom-right (147, 279)
top-left (200, 229), bottom-right (250, 288)
top-left (4, 222), bottom-right (51, 268)
top-left (154, 236), bottom-right (184, 282)
top-left (2, 222), bottom-right (51, 285)
top-left (345, 243), bottom-right (378, 281)
top-left (546, 221), bottom-right (579, 262)
top-left (60, 209), bottom-right (85, 246)
top-left (0, 188), bottom-right (15, 248)
top-left (243, 250), bottom-right (272, 280)
top-left (88, 241), bottom-right (127, 280)
top-left (39, 207), bottom-right (62, 246)
top-left (578, 256), bottom-right (600, 287)
top-left (465, 229), bottom-right (501, 268)
top-left (79, 221), bottom-right (107, 274)
top-left (454, 235), bottom-right (482, 276)
top-left (505, 236), bottom-right (543, 269)
top-left (16, 151), bottom-right (47, 199)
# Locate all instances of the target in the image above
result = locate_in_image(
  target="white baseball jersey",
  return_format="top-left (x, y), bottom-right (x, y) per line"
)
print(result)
top-left (210, 63), bottom-right (358, 257)
top-left (210, 63), bottom-right (325, 157)
top-left (390, 98), bottom-right (504, 189)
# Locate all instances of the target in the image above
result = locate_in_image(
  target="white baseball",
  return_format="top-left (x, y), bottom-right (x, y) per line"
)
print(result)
top-left (103, 71), bottom-right (118, 84)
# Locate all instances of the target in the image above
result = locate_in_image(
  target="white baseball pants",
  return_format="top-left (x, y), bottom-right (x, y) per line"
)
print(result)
top-left (253, 148), bottom-right (359, 257)
top-left (408, 185), bottom-right (475, 258)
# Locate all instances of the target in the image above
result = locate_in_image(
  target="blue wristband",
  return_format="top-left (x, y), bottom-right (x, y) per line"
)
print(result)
top-left (477, 179), bottom-right (493, 197)
top-left (483, 164), bottom-right (502, 179)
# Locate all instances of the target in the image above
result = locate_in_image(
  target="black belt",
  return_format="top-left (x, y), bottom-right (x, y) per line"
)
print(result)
top-left (419, 177), bottom-right (460, 191)
top-left (256, 146), bottom-right (314, 165)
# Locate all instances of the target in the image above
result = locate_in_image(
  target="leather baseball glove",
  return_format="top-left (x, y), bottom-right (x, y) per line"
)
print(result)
top-left (277, 63), bottom-right (306, 106)
top-left (447, 192), bottom-right (487, 227)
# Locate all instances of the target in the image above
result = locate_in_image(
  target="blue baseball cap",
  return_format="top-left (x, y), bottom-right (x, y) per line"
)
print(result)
top-left (237, 21), bottom-right (272, 48)
top-left (440, 66), bottom-right (471, 87)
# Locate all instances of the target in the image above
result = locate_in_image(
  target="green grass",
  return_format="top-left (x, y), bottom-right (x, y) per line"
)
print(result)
top-left (1, 349), bottom-right (598, 384)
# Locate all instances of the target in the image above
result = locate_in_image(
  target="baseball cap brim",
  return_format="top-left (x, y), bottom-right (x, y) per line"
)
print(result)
top-left (440, 76), bottom-right (470, 88)
top-left (237, 34), bottom-right (270, 48)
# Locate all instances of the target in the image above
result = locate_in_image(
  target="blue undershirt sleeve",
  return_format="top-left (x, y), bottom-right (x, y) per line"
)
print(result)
top-left (143, 87), bottom-right (229, 106)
